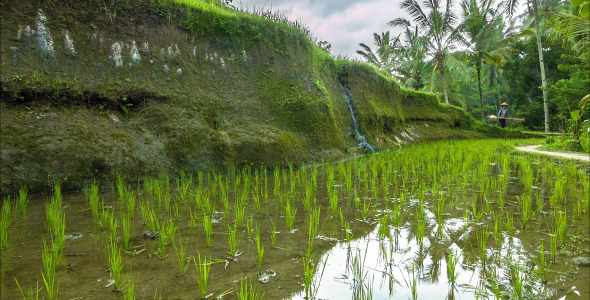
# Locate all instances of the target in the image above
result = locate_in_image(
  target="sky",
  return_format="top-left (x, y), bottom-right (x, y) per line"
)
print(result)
top-left (233, 0), bottom-right (527, 59)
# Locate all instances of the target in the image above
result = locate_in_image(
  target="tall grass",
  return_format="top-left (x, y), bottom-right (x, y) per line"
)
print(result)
top-left (140, 202), bottom-right (158, 232)
top-left (228, 222), bottom-right (240, 256)
top-left (107, 240), bottom-right (123, 289)
top-left (284, 199), bottom-right (297, 231)
top-left (15, 186), bottom-right (29, 215)
top-left (236, 277), bottom-right (264, 300)
top-left (122, 213), bottom-right (132, 250)
top-left (0, 199), bottom-right (12, 248)
top-left (256, 227), bottom-right (264, 272)
top-left (41, 239), bottom-right (57, 300)
top-left (194, 253), bottom-right (211, 298)
top-left (203, 214), bottom-right (213, 246)
top-left (174, 236), bottom-right (189, 275)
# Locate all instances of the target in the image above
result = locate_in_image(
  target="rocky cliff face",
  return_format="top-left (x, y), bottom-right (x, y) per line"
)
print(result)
top-left (0, 0), bottom-right (500, 194)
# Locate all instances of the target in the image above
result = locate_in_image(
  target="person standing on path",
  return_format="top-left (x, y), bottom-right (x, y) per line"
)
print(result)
top-left (498, 102), bottom-right (509, 128)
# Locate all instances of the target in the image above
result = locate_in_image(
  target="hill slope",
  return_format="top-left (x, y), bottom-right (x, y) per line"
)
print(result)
top-left (0, 0), bottom-right (517, 194)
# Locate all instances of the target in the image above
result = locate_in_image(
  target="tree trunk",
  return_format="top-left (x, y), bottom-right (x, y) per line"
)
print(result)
top-left (476, 64), bottom-right (485, 121)
top-left (439, 64), bottom-right (449, 104)
top-left (532, 0), bottom-right (550, 132)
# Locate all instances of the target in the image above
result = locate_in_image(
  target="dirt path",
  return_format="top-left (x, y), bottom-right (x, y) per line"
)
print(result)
top-left (515, 145), bottom-right (590, 162)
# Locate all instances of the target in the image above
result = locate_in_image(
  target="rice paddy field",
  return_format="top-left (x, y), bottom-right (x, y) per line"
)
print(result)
top-left (1, 139), bottom-right (588, 300)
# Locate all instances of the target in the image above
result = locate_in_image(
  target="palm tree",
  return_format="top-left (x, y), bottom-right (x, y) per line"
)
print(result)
top-left (503, 0), bottom-right (558, 131)
top-left (356, 31), bottom-right (400, 73)
top-left (388, 21), bottom-right (429, 90)
top-left (458, 0), bottom-right (521, 120)
top-left (390, 0), bottom-right (463, 104)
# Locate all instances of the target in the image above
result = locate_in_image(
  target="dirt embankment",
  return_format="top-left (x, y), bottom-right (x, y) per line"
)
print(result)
top-left (0, 0), bottom-right (530, 195)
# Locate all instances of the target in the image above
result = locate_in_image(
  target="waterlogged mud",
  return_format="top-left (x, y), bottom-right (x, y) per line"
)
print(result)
top-left (1, 140), bottom-right (589, 300)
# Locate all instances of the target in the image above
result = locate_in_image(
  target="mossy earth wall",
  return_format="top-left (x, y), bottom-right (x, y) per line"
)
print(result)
top-left (0, 0), bottom-right (518, 195)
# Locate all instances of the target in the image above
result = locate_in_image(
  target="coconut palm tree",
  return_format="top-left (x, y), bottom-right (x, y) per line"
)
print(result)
top-left (356, 31), bottom-right (400, 73)
top-left (388, 21), bottom-right (429, 90)
top-left (390, 0), bottom-right (463, 104)
top-left (457, 0), bottom-right (524, 120)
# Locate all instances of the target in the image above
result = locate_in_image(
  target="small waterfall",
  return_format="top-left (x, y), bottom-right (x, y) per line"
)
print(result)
top-left (342, 87), bottom-right (375, 152)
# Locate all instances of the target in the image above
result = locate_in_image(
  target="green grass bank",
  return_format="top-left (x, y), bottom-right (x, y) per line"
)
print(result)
top-left (0, 0), bottom-right (531, 195)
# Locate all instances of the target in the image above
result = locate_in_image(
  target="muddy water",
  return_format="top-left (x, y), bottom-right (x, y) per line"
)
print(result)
top-left (1, 149), bottom-right (589, 300)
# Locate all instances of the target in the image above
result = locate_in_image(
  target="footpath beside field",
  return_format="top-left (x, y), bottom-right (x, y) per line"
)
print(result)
top-left (516, 145), bottom-right (590, 162)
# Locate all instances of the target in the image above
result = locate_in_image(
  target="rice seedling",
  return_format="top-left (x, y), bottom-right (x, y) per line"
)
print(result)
top-left (89, 192), bottom-right (101, 222)
top-left (361, 198), bottom-right (372, 220)
top-left (520, 195), bottom-right (533, 229)
top-left (269, 217), bottom-right (277, 248)
top-left (506, 214), bottom-right (515, 239)
top-left (0, 200), bottom-right (12, 249)
top-left (124, 281), bottom-right (135, 300)
top-left (174, 236), bottom-right (189, 275)
top-left (510, 262), bottom-right (525, 299)
top-left (107, 240), bottom-right (123, 289)
top-left (476, 228), bottom-right (489, 265)
top-left (494, 215), bottom-right (503, 245)
top-left (156, 220), bottom-right (176, 260)
top-left (533, 241), bottom-right (549, 283)
top-left (302, 253), bottom-right (328, 300)
top-left (284, 199), bottom-right (297, 231)
top-left (228, 222), bottom-right (240, 256)
top-left (100, 206), bottom-right (110, 230)
top-left (194, 253), bottom-right (211, 298)
top-left (164, 192), bottom-right (172, 213)
top-left (140, 202), bottom-right (158, 232)
top-left (234, 205), bottom-right (245, 227)
top-left (15, 186), bottom-right (29, 215)
top-left (122, 213), bottom-right (132, 250)
top-left (172, 202), bottom-right (181, 220)
top-left (256, 227), bottom-right (264, 272)
top-left (416, 219), bottom-right (426, 249)
top-left (203, 214), bottom-right (212, 246)
top-left (378, 213), bottom-right (390, 240)
top-left (406, 262), bottom-right (419, 300)
top-left (246, 216), bottom-right (255, 239)
top-left (41, 239), bottom-right (57, 300)
top-left (446, 250), bottom-right (459, 286)
top-left (53, 183), bottom-right (62, 208)
top-left (236, 277), bottom-right (265, 300)
top-left (127, 195), bottom-right (135, 219)
top-left (555, 210), bottom-right (567, 246)
top-left (109, 214), bottom-right (119, 243)
top-left (550, 228), bottom-right (558, 263)
top-left (15, 278), bottom-right (41, 300)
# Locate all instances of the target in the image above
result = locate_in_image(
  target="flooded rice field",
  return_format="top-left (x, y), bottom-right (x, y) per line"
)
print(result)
top-left (1, 139), bottom-right (589, 300)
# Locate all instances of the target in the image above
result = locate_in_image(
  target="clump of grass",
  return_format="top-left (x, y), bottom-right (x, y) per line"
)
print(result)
top-left (15, 278), bottom-right (41, 300)
top-left (234, 205), bottom-right (245, 227)
top-left (236, 277), bottom-right (264, 300)
top-left (228, 222), bottom-right (240, 256)
top-left (555, 210), bottom-right (567, 246)
top-left (41, 239), bottom-right (57, 300)
top-left (122, 213), bottom-right (132, 250)
top-left (446, 250), bottom-right (459, 286)
top-left (533, 241), bottom-right (550, 283)
top-left (520, 195), bottom-right (533, 229)
top-left (140, 202), bottom-right (158, 232)
top-left (505, 214), bottom-right (515, 239)
top-left (256, 227), bottom-right (264, 272)
top-left (194, 253), bottom-right (211, 298)
top-left (109, 214), bottom-right (119, 243)
top-left (156, 220), bottom-right (176, 260)
top-left (174, 236), bottom-right (189, 275)
top-left (476, 228), bottom-right (489, 265)
top-left (124, 280), bottom-right (135, 300)
top-left (127, 195), bottom-right (135, 219)
top-left (15, 186), bottom-right (29, 215)
top-left (0, 200), bottom-right (12, 249)
top-left (107, 240), bottom-right (123, 290)
top-left (203, 215), bottom-right (213, 246)
top-left (284, 199), bottom-right (297, 231)
top-left (493, 215), bottom-right (503, 245)
top-left (550, 228), bottom-right (558, 263)
top-left (269, 217), bottom-right (277, 248)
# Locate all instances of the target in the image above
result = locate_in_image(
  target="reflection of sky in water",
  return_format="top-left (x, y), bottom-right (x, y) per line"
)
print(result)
top-left (290, 225), bottom-right (537, 300)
